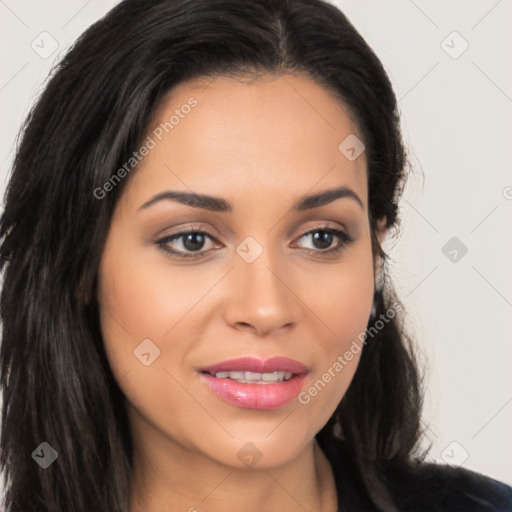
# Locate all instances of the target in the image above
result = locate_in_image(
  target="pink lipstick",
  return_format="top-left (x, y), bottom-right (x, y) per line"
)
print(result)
top-left (199, 356), bottom-right (309, 410)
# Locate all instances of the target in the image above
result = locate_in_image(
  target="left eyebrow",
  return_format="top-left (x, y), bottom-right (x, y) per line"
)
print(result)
top-left (139, 185), bottom-right (364, 212)
top-left (293, 186), bottom-right (364, 211)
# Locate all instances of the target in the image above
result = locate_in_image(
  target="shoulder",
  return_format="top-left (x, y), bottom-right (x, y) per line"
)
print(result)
top-left (380, 459), bottom-right (512, 512)
top-left (321, 439), bottom-right (512, 511)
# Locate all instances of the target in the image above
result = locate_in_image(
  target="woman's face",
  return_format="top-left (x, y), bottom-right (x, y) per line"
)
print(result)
top-left (98, 73), bottom-right (375, 470)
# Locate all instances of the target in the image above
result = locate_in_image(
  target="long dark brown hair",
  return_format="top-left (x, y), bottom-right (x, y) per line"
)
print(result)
top-left (0, 0), bottom-right (421, 510)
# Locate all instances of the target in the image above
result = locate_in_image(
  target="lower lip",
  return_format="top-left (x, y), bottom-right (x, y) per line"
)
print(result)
top-left (199, 372), bottom-right (308, 410)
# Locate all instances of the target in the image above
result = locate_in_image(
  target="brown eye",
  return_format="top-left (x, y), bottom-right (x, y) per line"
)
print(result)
top-left (156, 230), bottom-right (218, 259)
top-left (294, 227), bottom-right (354, 254)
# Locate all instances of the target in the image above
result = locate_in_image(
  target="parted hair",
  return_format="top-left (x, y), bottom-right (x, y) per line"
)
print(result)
top-left (0, 1), bottom-right (421, 510)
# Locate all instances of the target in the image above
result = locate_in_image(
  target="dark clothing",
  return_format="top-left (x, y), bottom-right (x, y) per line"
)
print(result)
top-left (322, 438), bottom-right (512, 511)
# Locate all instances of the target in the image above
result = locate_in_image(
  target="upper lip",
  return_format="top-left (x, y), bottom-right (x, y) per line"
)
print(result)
top-left (200, 356), bottom-right (309, 375)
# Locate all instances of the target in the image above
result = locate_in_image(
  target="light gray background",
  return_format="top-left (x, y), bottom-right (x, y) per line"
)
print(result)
top-left (0, 0), bottom-right (510, 492)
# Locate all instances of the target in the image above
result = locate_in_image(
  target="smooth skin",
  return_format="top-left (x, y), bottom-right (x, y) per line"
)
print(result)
top-left (98, 73), bottom-right (385, 512)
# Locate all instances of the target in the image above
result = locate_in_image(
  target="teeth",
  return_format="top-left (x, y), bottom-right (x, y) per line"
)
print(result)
top-left (213, 370), bottom-right (293, 383)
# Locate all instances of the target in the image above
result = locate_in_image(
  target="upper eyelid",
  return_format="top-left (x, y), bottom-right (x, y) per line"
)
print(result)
top-left (156, 225), bottom-right (351, 250)
top-left (157, 223), bottom-right (346, 241)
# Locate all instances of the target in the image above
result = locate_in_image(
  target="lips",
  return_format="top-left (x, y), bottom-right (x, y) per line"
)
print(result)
top-left (199, 356), bottom-right (309, 375)
top-left (198, 356), bottom-right (310, 410)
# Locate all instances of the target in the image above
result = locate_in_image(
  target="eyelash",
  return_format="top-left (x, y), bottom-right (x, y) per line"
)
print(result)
top-left (155, 225), bottom-right (355, 260)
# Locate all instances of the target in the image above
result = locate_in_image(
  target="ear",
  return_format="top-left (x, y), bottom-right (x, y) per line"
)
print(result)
top-left (376, 216), bottom-right (387, 246)
top-left (374, 216), bottom-right (388, 285)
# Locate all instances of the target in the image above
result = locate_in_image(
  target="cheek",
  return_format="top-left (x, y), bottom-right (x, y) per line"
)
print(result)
top-left (96, 240), bottom-right (205, 441)
top-left (297, 237), bottom-right (375, 424)
top-left (316, 236), bottom-right (375, 346)
top-left (97, 235), bottom-right (203, 352)
top-left (96, 233), bottom-right (168, 381)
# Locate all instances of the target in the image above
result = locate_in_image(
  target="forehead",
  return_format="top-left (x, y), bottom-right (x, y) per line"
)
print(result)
top-left (123, 73), bottom-right (367, 210)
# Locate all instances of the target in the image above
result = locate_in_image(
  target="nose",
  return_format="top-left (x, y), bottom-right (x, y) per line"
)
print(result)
top-left (223, 246), bottom-right (300, 337)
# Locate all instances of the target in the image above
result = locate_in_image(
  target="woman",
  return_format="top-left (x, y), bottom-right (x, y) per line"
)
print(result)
top-left (0, 0), bottom-right (510, 510)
